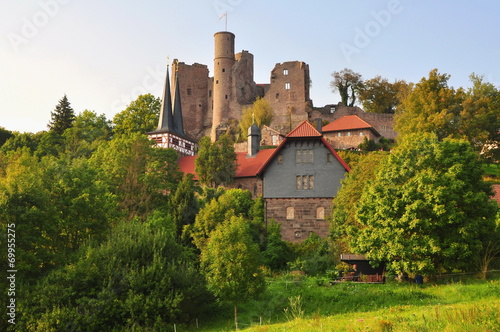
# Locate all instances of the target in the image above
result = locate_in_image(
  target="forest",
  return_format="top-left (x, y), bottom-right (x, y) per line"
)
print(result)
top-left (0, 68), bottom-right (499, 331)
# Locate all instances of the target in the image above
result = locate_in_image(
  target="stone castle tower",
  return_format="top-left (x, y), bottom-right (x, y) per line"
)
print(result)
top-left (170, 31), bottom-right (312, 142)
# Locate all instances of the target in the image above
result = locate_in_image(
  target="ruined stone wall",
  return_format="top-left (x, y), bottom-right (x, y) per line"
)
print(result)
top-left (264, 62), bottom-right (312, 134)
top-left (323, 128), bottom-right (379, 149)
top-left (266, 197), bottom-right (332, 243)
top-left (171, 61), bottom-right (210, 140)
top-left (310, 104), bottom-right (396, 140)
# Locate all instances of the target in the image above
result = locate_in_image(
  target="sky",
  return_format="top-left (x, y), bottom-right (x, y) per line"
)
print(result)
top-left (1, 0), bottom-right (499, 133)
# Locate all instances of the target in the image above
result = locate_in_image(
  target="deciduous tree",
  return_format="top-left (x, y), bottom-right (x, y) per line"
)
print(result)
top-left (330, 68), bottom-right (363, 106)
top-left (113, 93), bottom-right (160, 136)
top-left (195, 134), bottom-right (237, 188)
top-left (200, 215), bottom-right (265, 330)
top-left (351, 134), bottom-right (498, 275)
top-left (358, 76), bottom-right (411, 113)
top-left (239, 97), bottom-right (273, 140)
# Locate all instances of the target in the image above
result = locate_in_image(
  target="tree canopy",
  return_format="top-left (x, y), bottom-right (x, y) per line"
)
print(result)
top-left (195, 134), bottom-right (237, 188)
top-left (358, 76), bottom-right (411, 114)
top-left (330, 68), bottom-right (363, 106)
top-left (112, 93), bottom-right (161, 136)
top-left (200, 215), bottom-right (265, 330)
top-left (238, 97), bottom-right (273, 140)
top-left (351, 134), bottom-right (498, 275)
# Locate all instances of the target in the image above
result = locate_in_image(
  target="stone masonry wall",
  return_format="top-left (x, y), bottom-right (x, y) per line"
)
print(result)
top-left (266, 197), bottom-right (332, 243)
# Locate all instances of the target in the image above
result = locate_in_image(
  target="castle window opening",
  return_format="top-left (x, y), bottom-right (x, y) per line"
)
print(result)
top-left (216, 80), bottom-right (219, 84)
top-left (330, 107), bottom-right (335, 114)
top-left (187, 88), bottom-right (192, 96)
top-left (285, 82), bottom-right (291, 90)
top-left (208, 90), bottom-right (212, 97)
top-left (283, 69), bottom-right (288, 75)
top-left (276, 93), bottom-right (279, 99)
top-left (225, 95), bottom-right (228, 99)
top-left (294, 231), bottom-right (302, 238)
top-left (222, 68), bottom-right (225, 72)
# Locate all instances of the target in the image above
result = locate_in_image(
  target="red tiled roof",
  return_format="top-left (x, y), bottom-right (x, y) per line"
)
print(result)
top-left (178, 149), bottom-right (276, 180)
top-left (286, 120), bottom-right (322, 138)
top-left (178, 121), bottom-right (351, 180)
top-left (322, 115), bottom-right (373, 132)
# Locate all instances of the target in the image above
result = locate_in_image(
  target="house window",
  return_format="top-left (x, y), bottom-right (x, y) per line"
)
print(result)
top-left (347, 131), bottom-right (351, 136)
top-left (316, 207), bottom-right (325, 220)
top-left (327, 153), bottom-right (334, 163)
top-left (172, 137), bottom-right (179, 145)
top-left (296, 149), bottom-right (313, 163)
top-left (296, 175), bottom-right (314, 190)
top-left (283, 69), bottom-right (288, 75)
top-left (359, 131), bottom-right (364, 136)
top-left (286, 207), bottom-right (295, 220)
top-left (285, 82), bottom-right (291, 90)
top-left (337, 132), bottom-right (342, 137)
top-left (278, 154), bottom-right (283, 164)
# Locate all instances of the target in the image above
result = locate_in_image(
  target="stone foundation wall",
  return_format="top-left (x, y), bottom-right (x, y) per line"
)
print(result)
top-left (266, 197), bottom-right (332, 242)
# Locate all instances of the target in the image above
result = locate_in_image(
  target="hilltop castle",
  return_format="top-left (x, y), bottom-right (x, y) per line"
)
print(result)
top-left (170, 31), bottom-right (313, 141)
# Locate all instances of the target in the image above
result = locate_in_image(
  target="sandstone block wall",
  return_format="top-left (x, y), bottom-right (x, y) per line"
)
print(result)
top-left (266, 197), bottom-right (332, 242)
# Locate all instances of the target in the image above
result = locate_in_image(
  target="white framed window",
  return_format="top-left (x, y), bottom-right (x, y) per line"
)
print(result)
top-left (283, 69), bottom-right (288, 75)
top-left (285, 82), bottom-right (291, 90)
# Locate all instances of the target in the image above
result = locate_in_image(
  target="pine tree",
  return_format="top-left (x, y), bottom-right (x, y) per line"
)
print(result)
top-left (48, 95), bottom-right (75, 134)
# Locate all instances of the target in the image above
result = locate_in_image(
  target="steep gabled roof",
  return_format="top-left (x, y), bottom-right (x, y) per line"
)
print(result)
top-left (286, 120), bottom-right (322, 138)
top-left (322, 115), bottom-right (376, 132)
top-left (178, 121), bottom-right (351, 180)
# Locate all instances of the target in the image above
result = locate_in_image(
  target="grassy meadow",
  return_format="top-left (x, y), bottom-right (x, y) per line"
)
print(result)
top-left (192, 274), bottom-right (500, 332)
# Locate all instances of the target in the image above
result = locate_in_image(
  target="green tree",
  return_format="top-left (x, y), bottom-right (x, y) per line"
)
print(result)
top-left (0, 131), bottom-right (43, 153)
top-left (238, 97), bottom-right (273, 141)
top-left (459, 74), bottom-right (500, 153)
top-left (330, 152), bottom-right (388, 252)
top-left (195, 134), bottom-right (237, 188)
top-left (200, 215), bottom-right (265, 330)
top-left (0, 127), bottom-right (13, 147)
top-left (395, 69), bottom-right (464, 141)
top-left (48, 94), bottom-right (75, 135)
top-left (168, 173), bottom-right (200, 241)
top-left (63, 110), bottom-right (112, 158)
top-left (190, 188), bottom-right (254, 250)
top-left (351, 134), bottom-right (497, 275)
top-left (113, 93), bottom-right (160, 136)
top-left (90, 134), bottom-right (181, 220)
top-left (358, 76), bottom-right (411, 113)
top-left (330, 68), bottom-right (363, 106)
top-left (19, 220), bottom-right (212, 331)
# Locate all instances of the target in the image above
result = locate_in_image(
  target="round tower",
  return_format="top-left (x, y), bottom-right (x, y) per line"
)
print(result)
top-left (211, 31), bottom-right (235, 141)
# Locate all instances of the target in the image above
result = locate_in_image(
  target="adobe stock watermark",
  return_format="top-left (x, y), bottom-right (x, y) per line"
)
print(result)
top-left (340, 0), bottom-right (404, 63)
top-left (110, 63), bottom-right (165, 113)
top-left (7, 0), bottom-right (72, 54)
top-left (213, 0), bottom-right (244, 21)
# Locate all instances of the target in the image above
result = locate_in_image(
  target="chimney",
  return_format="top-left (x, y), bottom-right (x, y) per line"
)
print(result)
top-left (247, 124), bottom-right (260, 157)
top-left (316, 118), bottom-right (322, 134)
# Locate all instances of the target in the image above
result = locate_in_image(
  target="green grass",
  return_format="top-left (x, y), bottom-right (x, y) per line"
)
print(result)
top-left (192, 275), bottom-right (500, 332)
top-left (484, 163), bottom-right (500, 184)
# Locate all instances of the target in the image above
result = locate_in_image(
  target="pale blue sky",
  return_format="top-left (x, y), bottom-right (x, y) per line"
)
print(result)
top-left (1, 0), bottom-right (499, 133)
